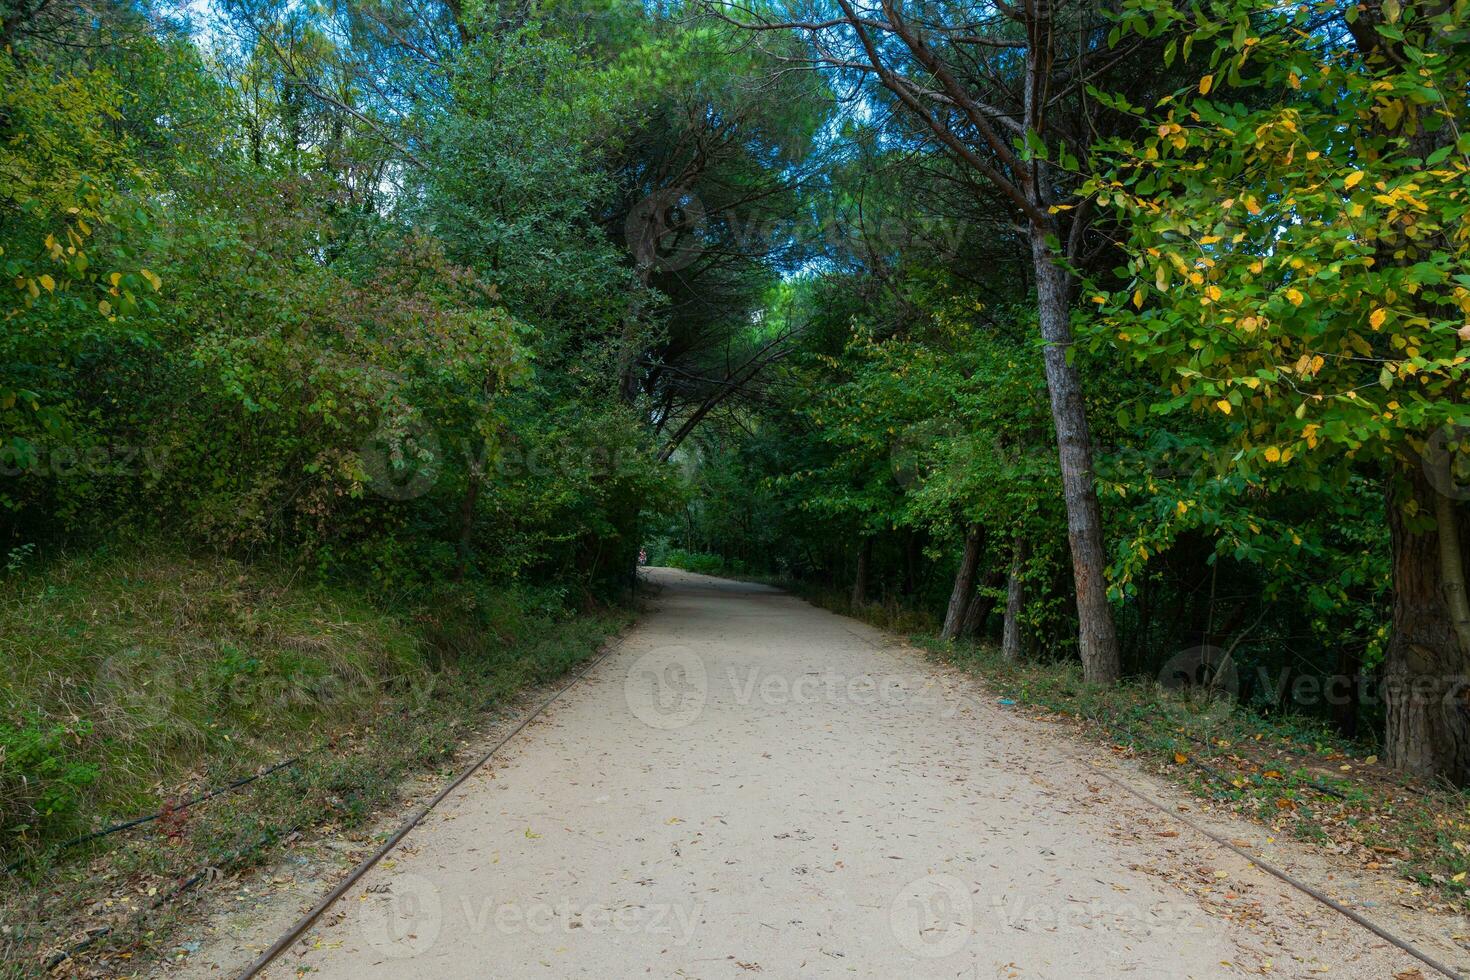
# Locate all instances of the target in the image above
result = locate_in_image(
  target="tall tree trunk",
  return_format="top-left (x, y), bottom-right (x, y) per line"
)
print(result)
top-left (451, 471), bottom-right (481, 583)
top-left (1002, 538), bottom-right (1029, 661)
top-left (903, 530), bottom-right (921, 596)
top-left (1029, 228), bottom-right (1120, 683)
top-left (1330, 643), bottom-right (1363, 740)
top-left (1383, 464), bottom-right (1470, 784)
top-left (941, 524), bottom-right (985, 641)
top-left (851, 536), bottom-right (872, 608)
top-left (960, 568), bottom-right (1006, 639)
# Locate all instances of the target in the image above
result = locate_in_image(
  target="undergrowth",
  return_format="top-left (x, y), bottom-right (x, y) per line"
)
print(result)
top-left (0, 549), bottom-right (627, 976)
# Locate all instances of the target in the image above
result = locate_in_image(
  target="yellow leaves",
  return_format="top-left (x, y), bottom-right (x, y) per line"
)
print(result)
top-left (1248, 260), bottom-right (1264, 275)
top-left (1133, 288), bottom-right (1145, 309)
top-left (1203, 284), bottom-right (1223, 303)
top-left (1286, 287), bottom-right (1305, 306)
top-left (98, 299), bottom-right (112, 315)
top-left (1174, 751), bottom-right (1189, 764)
top-left (1244, 195), bottom-right (1262, 215)
top-left (1216, 399), bottom-right (1233, 415)
top-left (1288, 72), bottom-right (1301, 90)
top-left (1370, 308), bottom-right (1387, 330)
top-left (1091, 294), bottom-right (1107, 304)
top-left (140, 268), bottom-right (161, 292)
top-left (1343, 170), bottom-right (1365, 189)
top-left (1198, 74), bottom-right (1214, 95)
top-left (1294, 353), bottom-right (1325, 375)
top-left (1264, 447), bottom-right (1282, 463)
top-left (38, 274), bottom-right (54, 293)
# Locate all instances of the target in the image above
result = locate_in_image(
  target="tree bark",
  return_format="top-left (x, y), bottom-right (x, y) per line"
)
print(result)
top-left (1002, 537), bottom-right (1029, 661)
top-left (941, 524), bottom-right (985, 641)
top-left (960, 568), bottom-right (1005, 639)
top-left (1383, 464), bottom-right (1470, 784)
top-left (1029, 227), bottom-right (1120, 683)
top-left (451, 470), bottom-right (481, 583)
top-left (851, 536), bottom-right (872, 608)
top-left (1330, 643), bottom-right (1363, 740)
top-left (903, 529), bottom-right (921, 596)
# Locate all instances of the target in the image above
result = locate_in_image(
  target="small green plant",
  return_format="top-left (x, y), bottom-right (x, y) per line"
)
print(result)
top-left (0, 713), bottom-right (98, 836)
top-left (4, 543), bottom-right (35, 576)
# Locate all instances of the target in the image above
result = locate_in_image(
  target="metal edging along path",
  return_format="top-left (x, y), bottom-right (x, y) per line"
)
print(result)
top-left (242, 590), bottom-right (1465, 980)
top-left (237, 628), bottom-right (633, 980)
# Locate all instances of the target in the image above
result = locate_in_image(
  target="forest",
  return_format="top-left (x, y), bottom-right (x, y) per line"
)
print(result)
top-left (2, 0), bottom-right (1470, 971)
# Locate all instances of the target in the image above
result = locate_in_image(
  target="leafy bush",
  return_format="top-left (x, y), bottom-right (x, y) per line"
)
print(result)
top-left (0, 715), bottom-right (98, 835)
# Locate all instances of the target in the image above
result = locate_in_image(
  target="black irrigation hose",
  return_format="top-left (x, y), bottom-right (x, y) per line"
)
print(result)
top-left (42, 823), bottom-right (300, 971)
top-left (4, 754), bottom-right (307, 874)
top-left (1069, 704), bottom-right (1465, 979)
top-left (1087, 756), bottom-right (1467, 979)
top-left (1177, 728), bottom-right (1349, 799)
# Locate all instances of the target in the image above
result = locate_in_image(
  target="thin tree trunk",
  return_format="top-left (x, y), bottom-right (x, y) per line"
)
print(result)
top-left (960, 568), bottom-right (1005, 639)
top-left (903, 529), bottom-right (921, 596)
top-left (941, 524), bottom-right (985, 641)
top-left (1331, 643), bottom-right (1363, 740)
top-left (1029, 227), bottom-right (1120, 683)
top-left (1383, 464), bottom-right (1470, 784)
top-left (1002, 538), bottom-right (1028, 661)
top-left (851, 536), bottom-right (872, 608)
top-left (451, 471), bottom-right (481, 582)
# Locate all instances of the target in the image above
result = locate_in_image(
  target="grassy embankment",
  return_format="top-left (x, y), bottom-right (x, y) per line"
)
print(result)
top-left (0, 549), bottom-right (626, 974)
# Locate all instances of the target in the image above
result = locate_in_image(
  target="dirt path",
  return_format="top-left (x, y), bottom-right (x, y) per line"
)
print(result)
top-left (264, 569), bottom-right (1454, 978)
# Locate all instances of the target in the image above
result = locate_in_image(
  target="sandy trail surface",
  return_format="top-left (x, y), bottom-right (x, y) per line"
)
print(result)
top-left (270, 568), bottom-right (1449, 978)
